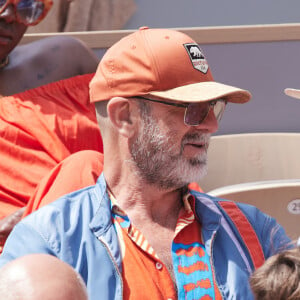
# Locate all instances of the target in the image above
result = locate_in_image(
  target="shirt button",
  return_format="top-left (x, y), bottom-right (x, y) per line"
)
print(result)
top-left (155, 262), bottom-right (163, 270)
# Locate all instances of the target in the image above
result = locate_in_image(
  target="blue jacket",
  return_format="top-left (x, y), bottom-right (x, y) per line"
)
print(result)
top-left (0, 174), bottom-right (290, 299)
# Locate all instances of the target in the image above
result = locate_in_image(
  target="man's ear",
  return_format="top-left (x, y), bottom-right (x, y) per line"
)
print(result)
top-left (107, 97), bottom-right (138, 138)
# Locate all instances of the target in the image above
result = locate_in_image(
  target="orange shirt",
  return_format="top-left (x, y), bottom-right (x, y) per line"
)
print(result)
top-left (111, 194), bottom-right (222, 300)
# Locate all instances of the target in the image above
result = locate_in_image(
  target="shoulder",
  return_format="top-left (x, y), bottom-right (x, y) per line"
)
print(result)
top-left (215, 197), bottom-right (291, 255)
top-left (23, 36), bottom-right (93, 58)
top-left (17, 186), bottom-right (99, 247)
top-left (26, 174), bottom-right (110, 233)
top-left (21, 36), bottom-right (89, 51)
top-left (193, 191), bottom-right (291, 255)
top-left (193, 190), bottom-right (279, 226)
top-left (0, 185), bottom-right (101, 268)
top-left (33, 184), bottom-right (100, 223)
top-left (18, 185), bottom-right (97, 240)
top-left (19, 36), bottom-right (99, 74)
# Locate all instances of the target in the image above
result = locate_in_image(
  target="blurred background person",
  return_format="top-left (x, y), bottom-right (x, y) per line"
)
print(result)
top-left (0, 0), bottom-right (102, 249)
top-left (250, 242), bottom-right (300, 300)
top-left (0, 0), bottom-right (99, 97)
top-left (0, 253), bottom-right (88, 300)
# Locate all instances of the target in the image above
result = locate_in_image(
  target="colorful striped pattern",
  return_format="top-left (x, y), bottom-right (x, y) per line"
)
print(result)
top-left (110, 193), bottom-right (222, 299)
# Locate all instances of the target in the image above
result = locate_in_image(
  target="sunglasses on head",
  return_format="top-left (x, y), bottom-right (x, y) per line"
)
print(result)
top-left (136, 96), bottom-right (227, 126)
top-left (0, 0), bottom-right (53, 25)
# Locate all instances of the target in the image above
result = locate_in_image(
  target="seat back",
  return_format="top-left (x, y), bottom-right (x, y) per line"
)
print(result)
top-left (199, 133), bottom-right (300, 192)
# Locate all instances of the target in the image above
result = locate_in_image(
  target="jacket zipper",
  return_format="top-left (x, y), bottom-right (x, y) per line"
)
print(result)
top-left (98, 236), bottom-right (123, 299)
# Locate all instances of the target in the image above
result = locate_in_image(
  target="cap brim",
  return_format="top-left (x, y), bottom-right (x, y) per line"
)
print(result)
top-left (284, 88), bottom-right (300, 99)
top-left (148, 81), bottom-right (251, 103)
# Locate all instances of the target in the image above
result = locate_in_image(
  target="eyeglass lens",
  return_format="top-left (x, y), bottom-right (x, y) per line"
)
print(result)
top-left (0, 0), bottom-right (45, 25)
top-left (184, 100), bottom-right (226, 126)
top-left (17, 0), bottom-right (44, 24)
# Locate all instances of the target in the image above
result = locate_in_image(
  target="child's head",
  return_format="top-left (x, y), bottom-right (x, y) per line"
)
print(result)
top-left (250, 246), bottom-right (300, 300)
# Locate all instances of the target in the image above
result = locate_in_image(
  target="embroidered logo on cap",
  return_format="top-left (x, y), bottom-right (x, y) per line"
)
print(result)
top-left (184, 43), bottom-right (209, 74)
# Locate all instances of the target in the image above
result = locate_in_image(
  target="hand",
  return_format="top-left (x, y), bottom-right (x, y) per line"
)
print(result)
top-left (0, 207), bottom-right (26, 253)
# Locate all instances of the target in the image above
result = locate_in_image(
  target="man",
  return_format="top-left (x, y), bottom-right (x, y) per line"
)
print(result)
top-left (0, 0), bottom-right (199, 247)
top-left (0, 27), bottom-right (290, 299)
top-left (0, 0), bottom-right (99, 96)
top-left (0, 254), bottom-right (88, 300)
top-left (0, 0), bottom-right (102, 244)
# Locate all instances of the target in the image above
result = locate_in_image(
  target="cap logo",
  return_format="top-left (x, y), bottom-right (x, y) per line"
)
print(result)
top-left (184, 43), bottom-right (209, 74)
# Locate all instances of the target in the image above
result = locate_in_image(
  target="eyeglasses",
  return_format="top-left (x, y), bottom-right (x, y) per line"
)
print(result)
top-left (0, 0), bottom-right (53, 26)
top-left (136, 96), bottom-right (227, 126)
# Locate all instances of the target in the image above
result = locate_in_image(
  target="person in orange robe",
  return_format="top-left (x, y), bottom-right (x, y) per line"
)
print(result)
top-left (0, 74), bottom-right (103, 250)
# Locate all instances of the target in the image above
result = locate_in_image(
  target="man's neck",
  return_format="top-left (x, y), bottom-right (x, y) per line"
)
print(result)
top-left (105, 170), bottom-right (184, 228)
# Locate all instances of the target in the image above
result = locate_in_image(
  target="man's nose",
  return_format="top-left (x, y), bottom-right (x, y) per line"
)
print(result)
top-left (192, 108), bottom-right (219, 134)
top-left (0, 5), bottom-right (17, 23)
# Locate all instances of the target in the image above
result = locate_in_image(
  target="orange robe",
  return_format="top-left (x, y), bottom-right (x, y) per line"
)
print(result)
top-left (0, 74), bottom-right (103, 219)
top-left (23, 150), bottom-right (104, 218)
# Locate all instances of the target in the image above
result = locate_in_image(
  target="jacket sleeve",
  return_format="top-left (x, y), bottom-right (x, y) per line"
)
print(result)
top-left (0, 220), bottom-right (56, 269)
top-left (0, 190), bottom-right (96, 270)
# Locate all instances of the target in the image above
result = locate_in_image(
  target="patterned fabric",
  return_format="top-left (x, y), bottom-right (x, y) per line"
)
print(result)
top-left (110, 193), bottom-right (222, 299)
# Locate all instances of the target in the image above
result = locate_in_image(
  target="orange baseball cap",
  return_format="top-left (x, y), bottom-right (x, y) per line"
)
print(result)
top-left (89, 27), bottom-right (252, 104)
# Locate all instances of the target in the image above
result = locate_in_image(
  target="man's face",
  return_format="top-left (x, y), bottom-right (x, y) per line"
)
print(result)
top-left (129, 100), bottom-right (218, 190)
top-left (0, 4), bottom-right (27, 60)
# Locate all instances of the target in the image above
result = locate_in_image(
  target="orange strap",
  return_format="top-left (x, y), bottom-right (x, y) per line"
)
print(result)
top-left (218, 201), bottom-right (265, 269)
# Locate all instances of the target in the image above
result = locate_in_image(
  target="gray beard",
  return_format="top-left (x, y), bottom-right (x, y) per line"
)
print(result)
top-left (128, 114), bottom-right (209, 190)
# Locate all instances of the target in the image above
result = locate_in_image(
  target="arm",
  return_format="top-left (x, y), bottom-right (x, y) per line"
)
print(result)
top-left (70, 37), bottom-right (100, 74)
top-left (0, 208), bottom-right (26, 253)
top-left (0, 220), bottom-right (55, 268)
top-left (39, 36), bottom-right (99, 75)
top-left (21, 36), bottom-right (99, 88)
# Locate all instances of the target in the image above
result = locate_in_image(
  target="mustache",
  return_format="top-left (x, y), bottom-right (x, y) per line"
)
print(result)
top-left (180, 132), bottom-right (211, 154)
top-left (182, 132), bottom-right (211, 145)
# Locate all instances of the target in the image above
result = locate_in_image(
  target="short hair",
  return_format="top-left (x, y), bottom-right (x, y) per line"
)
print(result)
top-left (94, 100), bottom-right (109, 119)
top-left (133, 97), bottom-right (151, 118)
top-left (250, 247), bottom-right (300, 300)
top-left (94, 97), bottom-right (151, 130)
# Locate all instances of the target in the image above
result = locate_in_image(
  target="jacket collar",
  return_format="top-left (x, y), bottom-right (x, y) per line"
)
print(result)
top-left (89, 176), bottom-right (223, 237)
top-left (89, 173), bottom-right (123, 270)
top-left (89, 175), bottom-right (223, 257)
top-left (89, 173), bottom-right (112, 235)
top-left (191, 190), bottom-right (222, 254)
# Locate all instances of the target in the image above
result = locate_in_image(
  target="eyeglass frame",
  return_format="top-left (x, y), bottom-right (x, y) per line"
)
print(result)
top-left (0, 0), bottom-right (53, 26)
top-left (135, 96), bottom-right (227, 126)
